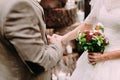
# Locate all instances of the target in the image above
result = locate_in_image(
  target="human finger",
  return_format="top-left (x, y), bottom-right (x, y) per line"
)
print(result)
top-left (52, 34), bottom-right (60, 38)
top-left (47, 35), bottom-right (52, 39)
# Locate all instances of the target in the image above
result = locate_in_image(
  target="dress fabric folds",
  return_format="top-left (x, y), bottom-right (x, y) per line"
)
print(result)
top-left (70, 0), bottom-right (120, 80)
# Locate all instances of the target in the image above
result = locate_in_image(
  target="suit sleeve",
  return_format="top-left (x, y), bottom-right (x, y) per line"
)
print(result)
top-left (4, 1), bottom-right (64, 71)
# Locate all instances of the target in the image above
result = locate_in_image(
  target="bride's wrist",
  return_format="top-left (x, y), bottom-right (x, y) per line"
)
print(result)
top-left (100, 54), bottom-right (106, 61)
top-left (101, 52), bottom-right (110, 61)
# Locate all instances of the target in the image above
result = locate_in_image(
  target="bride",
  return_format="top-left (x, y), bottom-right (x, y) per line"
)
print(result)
top-left (52, 0), bottom-right (120, 80)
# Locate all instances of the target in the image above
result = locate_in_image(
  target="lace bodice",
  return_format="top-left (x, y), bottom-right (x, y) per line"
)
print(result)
top-left (85, 0), bottom-right (120, 51)
top-left (70, 1), bottom-right (120, 80)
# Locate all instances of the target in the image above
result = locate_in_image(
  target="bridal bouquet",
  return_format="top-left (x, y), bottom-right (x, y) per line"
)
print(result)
top-left (76, 23), bottom-right (109, 53)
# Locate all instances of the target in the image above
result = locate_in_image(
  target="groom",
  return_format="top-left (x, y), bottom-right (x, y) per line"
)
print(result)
top-left (0, 0), bottom-right (64, 80)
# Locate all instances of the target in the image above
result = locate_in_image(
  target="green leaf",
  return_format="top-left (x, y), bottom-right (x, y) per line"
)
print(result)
top-left (86, 42), bottom-right (92, 46)
top-left (81, 38), bottom-right (86, 43)
top-left (84, 46), bottom-right (88, 50)
top-left (81, 33), bottom-right (86, 38)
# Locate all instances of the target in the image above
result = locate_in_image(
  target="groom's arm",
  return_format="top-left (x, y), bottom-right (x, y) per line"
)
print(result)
top-left (3, 1), bottom-right (64, 72)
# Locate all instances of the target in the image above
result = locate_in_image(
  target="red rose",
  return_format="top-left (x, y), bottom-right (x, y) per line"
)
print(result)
top-left (86, 34), bottom-right (93, 41)
top-left (93, 32), bottom-right (101, 36)
top-left (103, 38), bottom-right (109, 45)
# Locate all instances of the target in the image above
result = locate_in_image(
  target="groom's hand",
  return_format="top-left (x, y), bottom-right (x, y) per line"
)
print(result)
top-left (52, 34), bottom-right (68, 46)
top-left (52, 34), bottom-right (67, 47)
top-left (47, 35), bottom-right (61, 44)
top-left (47, 34), bottom-right (65, 50)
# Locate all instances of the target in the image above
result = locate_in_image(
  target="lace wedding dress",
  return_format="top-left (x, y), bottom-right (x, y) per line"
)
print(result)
top-left (70, 0), bottom-right (120, 80)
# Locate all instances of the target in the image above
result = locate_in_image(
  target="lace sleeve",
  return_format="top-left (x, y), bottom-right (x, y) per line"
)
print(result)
top-left (84, 0), bottom-right (103, 25)
top-left (89, 0), bottom-right (97, 8)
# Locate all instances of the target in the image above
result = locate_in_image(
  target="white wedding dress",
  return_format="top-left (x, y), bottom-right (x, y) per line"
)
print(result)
top-left (70, 0), bottom-right (120, 80)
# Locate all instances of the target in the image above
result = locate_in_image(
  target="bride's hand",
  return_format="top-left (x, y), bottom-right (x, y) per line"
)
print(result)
top-left (88, 52), bottom-right (104, 65)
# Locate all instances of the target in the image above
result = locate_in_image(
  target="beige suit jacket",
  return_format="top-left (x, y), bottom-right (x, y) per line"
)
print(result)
top-left (0, 0), bottom-right (63, 80)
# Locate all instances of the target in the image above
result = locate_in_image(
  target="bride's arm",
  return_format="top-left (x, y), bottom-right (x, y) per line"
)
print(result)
top-left (102, 50), bottom-right (120, 60)
top-left (58, 0), bottom-right (102, 42)
top-left (61, 0), bottom-right (103, 42)
top-left (88, 50), bottom-right (120, 64)
top-left (53, 0), bottom-right (100, 43)
top-left (61, 23), bottom-right (92, 42)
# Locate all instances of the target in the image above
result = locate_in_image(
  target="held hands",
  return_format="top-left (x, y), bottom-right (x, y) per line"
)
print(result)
top-left (52, 34), bottom-right (63, 41)
top-left (88, 52), bottom-right (104, 65)
top-left (47, 34), bottom-right (63, 45)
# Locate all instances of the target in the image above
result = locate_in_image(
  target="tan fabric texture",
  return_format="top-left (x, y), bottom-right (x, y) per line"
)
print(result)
top-left (0, 0), bottom-right (63, 80)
